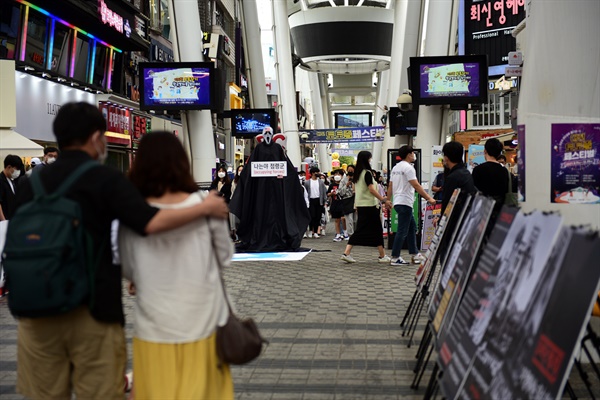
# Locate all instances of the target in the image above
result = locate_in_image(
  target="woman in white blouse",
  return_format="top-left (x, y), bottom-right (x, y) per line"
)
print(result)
top-left (119, 131), bottom-right (234, 399)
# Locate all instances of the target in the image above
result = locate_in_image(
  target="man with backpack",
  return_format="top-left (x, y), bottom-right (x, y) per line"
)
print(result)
top-left (4, 102), bottom-right (228, 399)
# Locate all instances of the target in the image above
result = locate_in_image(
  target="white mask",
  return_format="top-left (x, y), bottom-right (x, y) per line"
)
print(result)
top-left (46, 157), bottom-right (56, 164)
top-left (413, 155), bottom-right (417, 162)
top-left (334, 175), bottom-right (342, 182)
top-left (11, 169), bottom-right (21, 180)
top-left (218, 172), bottom-right (226, 179)
top-left (93, 135), bottom-right (108, 164)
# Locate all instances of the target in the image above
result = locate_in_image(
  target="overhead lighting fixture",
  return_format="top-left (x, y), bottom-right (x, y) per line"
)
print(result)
top-left (71, 82), bottom-right (79, 87)
top-left (42, 72), bottom-right (51, 78)
top-left (96, 90), bottom-right (103, 94)
top-left (57, 77), bottom-right (67, 82)
top-left (23, 66), bottom-right (35, 71)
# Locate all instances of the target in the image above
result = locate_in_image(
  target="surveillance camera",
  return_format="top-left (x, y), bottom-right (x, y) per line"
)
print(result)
top-left (397, 93), bottom-right (413, 112)
top-left (300, 132), bottom-right (309, 140)
top-left (375, 131), bottom-right (382, 138)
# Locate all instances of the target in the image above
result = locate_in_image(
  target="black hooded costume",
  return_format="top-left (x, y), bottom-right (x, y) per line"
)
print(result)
top-left (229, 141), bottom-right (310, 252)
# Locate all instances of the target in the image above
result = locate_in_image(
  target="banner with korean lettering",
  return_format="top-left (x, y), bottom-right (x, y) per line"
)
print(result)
top-left (251, 161), bottom-right (288, 177)
top-left (550, 123), bottom-right (600, 204)
top-left (421, 203), bottom-right (442, 250)
top-left (132, 113), bottom-right (152, 149)
top-left (299, 126), bottom-right (385, 143)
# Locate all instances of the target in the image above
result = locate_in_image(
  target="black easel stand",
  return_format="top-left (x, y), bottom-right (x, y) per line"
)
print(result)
top-left (423, 363), bottom-right (441, 400)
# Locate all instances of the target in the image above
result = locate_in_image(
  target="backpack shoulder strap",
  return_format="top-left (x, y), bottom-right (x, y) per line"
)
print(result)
top-left (54, 160), bottom-right (100, 197)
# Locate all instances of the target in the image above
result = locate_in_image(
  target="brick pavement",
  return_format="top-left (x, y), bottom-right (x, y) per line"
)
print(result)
top-left (0, 229), bottom-right (597, 399)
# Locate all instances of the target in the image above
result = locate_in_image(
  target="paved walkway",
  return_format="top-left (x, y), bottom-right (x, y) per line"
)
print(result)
top-left (0, 229), bottom-right (597, 399)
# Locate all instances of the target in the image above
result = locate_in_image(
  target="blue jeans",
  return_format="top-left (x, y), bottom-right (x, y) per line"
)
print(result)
top-left (391, 205), bottom-right (418, 258)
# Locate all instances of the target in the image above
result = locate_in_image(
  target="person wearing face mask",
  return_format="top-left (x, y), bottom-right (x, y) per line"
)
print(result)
top-left (0, 154), bottom-right (23, 220)
top-left (338, 164), bottom-right (356, 239)
top-left (32, 147), bottom-right (60, 175)
top-left (12, 103), bottom-right (230, 400)
top-left (210, 166), bottom-right (232, 203)
top-left (327, 169), bottom-right (346, 242)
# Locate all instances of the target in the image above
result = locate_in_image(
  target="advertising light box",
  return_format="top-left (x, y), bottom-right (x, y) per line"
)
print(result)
top-left (139, 62), bottom-right (213, 111)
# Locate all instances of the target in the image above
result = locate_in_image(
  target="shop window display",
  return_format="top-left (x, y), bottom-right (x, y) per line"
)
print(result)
top-left (24, 9), bottom-right (47, 67)
top-left (0, 2), bottom-right (21, 60)
top-left (92, 43), bottom-right (108, 88)
top-left (50, 22), bottom-right (71, 76)
top-left (160, 0), bottom-right (170, 39)
top-left (72, 33), bottom-right (90, 83)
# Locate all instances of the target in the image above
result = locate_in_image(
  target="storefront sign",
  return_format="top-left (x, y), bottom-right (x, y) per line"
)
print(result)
top-left (265, 80), bottom-right (278, 96)
top-left (551, 123), bottom-right (600, 204)
top-left (135, 16), bottom-right (147, 40)
top-left (462, 0), bottom-right (526, 69)
top-left (99, 102), bottom-right (131, 146)
top-left (15, 73), bottom-right (95, 142)
top-left (299, 127), bottom-right (385, 144)
top-left (99, 0), bottom-right (124, 34)
top-left (150, 39), bottom-right (174, 62)
top-left (132, 113), bottom-right (151, 149)
top-left (251, 161), bottom-right (287, 177)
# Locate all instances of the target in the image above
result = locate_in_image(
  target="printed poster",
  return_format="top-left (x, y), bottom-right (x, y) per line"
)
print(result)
top-left (431, 145), bottom-right (444, 195)
top-left (517, 124), bottom-right (526, 201)
top-left (457, 211), bottom-right (564, 399)
top-left (551, 123), bottom-right (600, 204)
top-left (438, 206), bottom-right (519, 399)
top-left (421, 203), bottom-right (442, 250)
top-left (467, 144), bottom-right (485, 173)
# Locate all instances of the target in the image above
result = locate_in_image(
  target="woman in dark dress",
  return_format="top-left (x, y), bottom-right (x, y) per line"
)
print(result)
top-left (209, 165), bottom-right (232, 203)
top-left (340, 151), bottom-right (391, 264)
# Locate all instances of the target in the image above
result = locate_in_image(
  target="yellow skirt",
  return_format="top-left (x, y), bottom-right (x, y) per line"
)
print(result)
top-left (132, 333), bottom-right (234, 400)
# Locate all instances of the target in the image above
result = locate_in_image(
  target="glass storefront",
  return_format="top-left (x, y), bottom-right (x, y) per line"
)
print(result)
top-left (50, 22), bottom-right (72, 76)
top-left (24, 9), bottom-right (48, 67)
top-left (0, 1), bottom-right (21, 59)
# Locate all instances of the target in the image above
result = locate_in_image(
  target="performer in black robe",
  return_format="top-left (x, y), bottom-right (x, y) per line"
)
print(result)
top-left (229, 128), bottom-right (310, 252)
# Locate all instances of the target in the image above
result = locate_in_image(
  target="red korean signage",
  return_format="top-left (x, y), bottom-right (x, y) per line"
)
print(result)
top-left (132, 112), bottom-right (151, 149)
top-left (463, 0), bottom-right (526, 68)
top-left (98, 102), bottom-right (132, 146)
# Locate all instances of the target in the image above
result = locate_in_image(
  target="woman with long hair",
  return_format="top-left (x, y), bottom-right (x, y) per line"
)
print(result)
top-left (340, 151), bottom-right (391, 263)
top-left (119, 131), bottom-right (234, 399)
top-left (210, 165), bottom-right (232, 203)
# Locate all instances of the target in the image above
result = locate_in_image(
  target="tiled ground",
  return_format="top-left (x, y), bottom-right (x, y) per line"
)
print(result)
top-left (0, 229), bottom-right (598, 399)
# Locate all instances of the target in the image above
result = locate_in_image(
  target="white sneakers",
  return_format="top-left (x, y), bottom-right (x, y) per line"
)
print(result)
top-left (378, 255), bottom-right (391, 263)
top-left (411, 253), bottom-right (426, 264)
top-left (340, 254), bottom-right (356, 263)
top-left (390, 257), bottom-right (410, 266)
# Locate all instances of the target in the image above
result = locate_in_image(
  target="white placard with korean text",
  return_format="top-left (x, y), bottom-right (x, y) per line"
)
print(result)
top-left (251, 161), bottom-right (287, 177)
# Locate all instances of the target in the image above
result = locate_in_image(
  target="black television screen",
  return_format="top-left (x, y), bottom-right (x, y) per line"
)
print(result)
top-left (139, 62), bottom-right (214, 111)
top-left (388, 107), bottom-right (418, 136)
top-left (232, 108), bottom-right (276, 137)
top-left (335, 112), bottom-right (372, 128)
top-left (409, 55), bottom-right (488, 106)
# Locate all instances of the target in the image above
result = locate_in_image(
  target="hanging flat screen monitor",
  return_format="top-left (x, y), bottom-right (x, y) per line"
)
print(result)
top-left (335, 112), bottom-right (372, 128)
top-left (232, 108), bottom-right (277, 137)
top-left (409, 55), bottom-right (488, 106)
top-left (139, 62), bottom-right (214, 111)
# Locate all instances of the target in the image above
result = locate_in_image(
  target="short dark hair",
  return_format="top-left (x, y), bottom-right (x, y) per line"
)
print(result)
top-left (44, 146), bottom-right (59, 155)
top-left (4, 155), bottom-right (21, 169)
top-left (128, 131), bottom-right (198, 197)
top-left (53, 102), bottom-right (107, 148)
top-left (333, 169), bottom-right (344, 175)
top-left (299, 170), bottom-right (306, 176)
top-left (496, 154), bottom-right (507, 163)
top-left (442, 141), bottom-right (464, 164)
top-left (484, 138), bottom-right (503, 158)
top-left (309, 166), bottom-right (320, 174)
top-left (398, 145), bottom-right (414, 160)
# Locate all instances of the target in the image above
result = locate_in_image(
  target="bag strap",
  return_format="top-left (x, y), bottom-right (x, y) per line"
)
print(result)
top-left (30, 160), bottom-right (99, 199)
top-left (55, 160), bottom-right (99, 197)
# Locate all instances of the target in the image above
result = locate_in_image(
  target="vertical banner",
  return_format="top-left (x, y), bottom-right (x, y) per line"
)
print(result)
top-left (431, 145), bottom-right (444, 190)
top-left (517, 124), bottom-right (526, 201)
top-left (467, 144), bottom-right (485, 172)
top-left (421, 203), bottom-right (442, 250)
top-left (550, 123), bottom-right (600, 204)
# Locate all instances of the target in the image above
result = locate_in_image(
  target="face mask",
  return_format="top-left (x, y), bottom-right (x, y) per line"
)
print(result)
top-left (46, 157), bottom-right (56, 164)
top-left (218, 172), bottom-right (226, 179)
top-left (93, 135), bottom-right (108, 164)
top-left (334, 175), bottom-right (342, 182)
top-left (413, 155), bottom-right (417, 162)
top-left (11, 169), bottom-right (21, 180)
top-left (348, 171), bottom-right (354, 176)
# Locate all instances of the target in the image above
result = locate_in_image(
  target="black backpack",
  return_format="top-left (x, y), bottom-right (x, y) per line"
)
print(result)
top-left (2, 161), bottom-right (98, 317)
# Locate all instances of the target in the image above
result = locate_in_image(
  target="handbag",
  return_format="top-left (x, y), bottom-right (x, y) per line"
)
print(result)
top-left (504, 169), bottom-right (518, 207)
top-left (214, 254), bottom-right (267, 366)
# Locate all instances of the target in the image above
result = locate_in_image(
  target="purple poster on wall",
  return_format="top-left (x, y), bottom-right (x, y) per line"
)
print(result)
top-left (419, 62), bottom-right (481, 99)
top-left (551, 123), bottom-right (600, 204)
top-left (517, 125), bottom-right (526, 201)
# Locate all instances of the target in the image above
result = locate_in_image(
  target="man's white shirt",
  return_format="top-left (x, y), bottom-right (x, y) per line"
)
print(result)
top-left (390, 161), bottom-right (416, 207)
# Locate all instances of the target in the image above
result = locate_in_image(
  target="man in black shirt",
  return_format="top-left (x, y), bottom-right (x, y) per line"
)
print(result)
top-left (472, 138), bottom-right (509, 210)
top-left (13, 102), bottom-right (229, 399)
top-left (0, 155), bottom-right (22, 220)
top-left (440, 141), bottom-right (476, 215)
